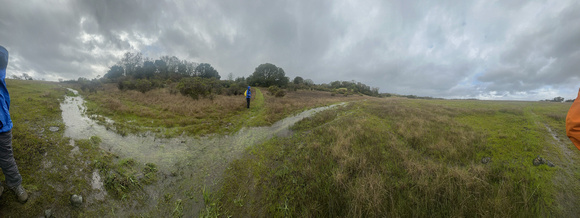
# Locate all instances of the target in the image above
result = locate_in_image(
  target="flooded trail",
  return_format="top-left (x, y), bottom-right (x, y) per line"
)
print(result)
top-left (61, 88), bottom-right (344, 215)
top-left (530, 110), bottom-right (580, 217)
top-left (544, 124), bottom-right (575, 165)
top-left (543, 124), bottom-right (580, 217)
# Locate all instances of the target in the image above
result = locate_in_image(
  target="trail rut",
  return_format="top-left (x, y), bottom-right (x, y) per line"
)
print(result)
top-left (541, 120), bottom-right (580, 216)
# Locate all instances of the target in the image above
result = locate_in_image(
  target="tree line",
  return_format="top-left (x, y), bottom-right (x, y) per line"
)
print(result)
top-left (540, 96), bottom-right (575, 102)
top-left (72, 52), bottom-right (380, 99)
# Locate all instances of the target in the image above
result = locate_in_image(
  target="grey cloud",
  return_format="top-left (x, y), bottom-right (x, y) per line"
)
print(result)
top-left (1, 0), bottom-right (578, 100)
top-left (478, 1), bottom-right (580, 97)
top-left (1, 2), bottom-right (85, 78)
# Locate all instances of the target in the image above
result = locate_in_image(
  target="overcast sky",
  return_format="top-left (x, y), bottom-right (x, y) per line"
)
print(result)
top-left (1, 0), bottom-right (579, 100)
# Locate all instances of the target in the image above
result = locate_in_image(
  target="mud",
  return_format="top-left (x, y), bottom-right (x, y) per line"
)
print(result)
top-left (544, 124), bottom-right (574, 164)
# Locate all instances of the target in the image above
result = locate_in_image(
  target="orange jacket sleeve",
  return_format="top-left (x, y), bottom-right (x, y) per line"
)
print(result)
top-left (566, 89), bottom-right (580, 150)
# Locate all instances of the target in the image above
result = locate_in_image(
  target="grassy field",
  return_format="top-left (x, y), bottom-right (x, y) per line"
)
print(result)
top-left (0, 80), bottom-right (169, 217)
top-left (0, 80), bottom-right (371, 216)
top-left (0, 80), bottom-right (108, 216)
top-left (210, 98), bottom-right (579, 217)
top-left (79, 84), bottom-right (368, 137)
top-left (3, 79), bottom-right (578, 217)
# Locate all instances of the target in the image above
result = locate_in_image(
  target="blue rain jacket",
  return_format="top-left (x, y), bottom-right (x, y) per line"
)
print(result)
top-left (0, 46), bottom-right (13, 133)
top-left (245, 86), bottom-right (251, 99)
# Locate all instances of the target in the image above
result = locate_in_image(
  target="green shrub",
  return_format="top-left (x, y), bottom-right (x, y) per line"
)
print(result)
top-left (78, 77), bottom-right (102, 93)
top-left (268, 86), bottom-right (280, 95)
top-left (136, 79), bottom-right (153, 93)
top-left (287, 83), bottom-right (298, 92)
top-left (120, 80), bottom-right (136, 91)
top-left (177, 77), bottom-right (222, 100)
top-left (224, 82), bottom-right (246, 96)
top-left (335, 88), bottom-right (348, 94)
top-left (168, 83), bottom-right (179, 95)
top-left (275, 90), bottom-right (286, 97)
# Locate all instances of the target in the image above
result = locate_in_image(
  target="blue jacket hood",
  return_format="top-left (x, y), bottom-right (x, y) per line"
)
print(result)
top-left (0, 46), bottom-right (13, 132)
top-left (0, 46), bottom-right (7, 70)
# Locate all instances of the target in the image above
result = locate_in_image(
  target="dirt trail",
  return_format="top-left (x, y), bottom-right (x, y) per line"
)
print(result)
top-left (536, 114), bottom-right (580, 217)
top-left (544, 124), bottom-right (575, 165)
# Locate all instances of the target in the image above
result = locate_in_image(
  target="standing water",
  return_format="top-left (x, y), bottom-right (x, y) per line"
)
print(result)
top-left (60, 88), bottom-right (344, 214)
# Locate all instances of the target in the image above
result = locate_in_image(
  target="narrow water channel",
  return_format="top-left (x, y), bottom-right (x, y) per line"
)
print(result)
top-left (60, 88), bottom-right (343, 214)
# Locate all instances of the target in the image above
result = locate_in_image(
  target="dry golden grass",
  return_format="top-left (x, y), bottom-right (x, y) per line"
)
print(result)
top-left (92, 83), bottom-right (245, 118)
top-left (216, 98), bottom-right (559, 217)
top-left (260, 89), bottom-right (370, 124)
top-left (81, 84), bottom-right (372, 136)
top-left (81, 83), bottom-right (250, 136)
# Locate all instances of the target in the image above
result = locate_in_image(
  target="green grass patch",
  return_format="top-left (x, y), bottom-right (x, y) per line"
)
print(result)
top-left (79, 84), bottom-right (366, 138)
top-left (0, 80), bottom-right (107, 216)
top-left (0, 80), bottom-right (166, 216)
top-left (79, 85), bottom-right (262, 137)
top-left (242, 88), bottom-right (267, 126)
top-left (210, 98), bottom-right (572, 217)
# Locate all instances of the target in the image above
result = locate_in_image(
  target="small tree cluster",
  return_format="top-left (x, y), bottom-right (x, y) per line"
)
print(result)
top-left (102, 52), bottom-right (223, 94)
top-left (10, 73), bottom-right (34, 80)
top-left (118, 79), bottom-right (162, 93)
top-left (177, 77), bottom-right (223, 100)
top-left (195, 63), bottom-right (221, 79)
top-left (298, 80), bottom-right (378, 96)
top-left (329, 80), bottom-right (379, 96)
top-left (222, 78), bottom-right (248, 96)
top-left (104, 52), bottom-right (215, 82)
top-left (78, 77), bottom-right (102, 93)
top-left (541, 96), bottom-right (566, 102)
top-left (83, 51), bottom-right (383, 100)
top-left (267, 86), bottom-right (286, 97)
top-left (247, 63), bottom-right (289, 87)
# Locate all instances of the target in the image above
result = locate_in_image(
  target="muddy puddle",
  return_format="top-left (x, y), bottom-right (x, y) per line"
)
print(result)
top-left (60, 88), bottom-right (343, 215)
top-left (544, 124), bottom-right (574, 164)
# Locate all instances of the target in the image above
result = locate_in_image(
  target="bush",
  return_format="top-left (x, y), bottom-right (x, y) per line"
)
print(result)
top-left (223, 81), bottom-right (246, 96)
top-left (168, 83), bottom-right (179, 95)
top-left (119, 80), bottom-right (136, 91)
top-left (335, 88), bottom-right (348, 95)
top-left (268, 86), bottom-right (280, 95)
top-left (287, 83), bottom-right (298, 92)
top-left (135, 79), bottom-right (153, 93)
top-left (275, 90), bottom-right (286, 97)
top-left (177, 77), bottom-right (222, 100)
top-left (78, 78), bottom-right (102, 93)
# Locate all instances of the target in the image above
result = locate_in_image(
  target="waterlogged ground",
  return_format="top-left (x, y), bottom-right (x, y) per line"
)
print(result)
top-left (3, 80), bottom-right (577, 217)
top-left (60, 88), bottom-right (344, 215)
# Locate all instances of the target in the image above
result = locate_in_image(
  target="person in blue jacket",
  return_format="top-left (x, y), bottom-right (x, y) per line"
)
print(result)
top-left (0, 45), bottom-right (28, 203)
top-left (245, 86), bottom-right (251, 108)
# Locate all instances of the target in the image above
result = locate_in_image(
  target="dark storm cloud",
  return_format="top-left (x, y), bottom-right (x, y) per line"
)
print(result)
top-left (1, 1), bottom-right (82, 78)
top-left (1, 0), bottom-right (579, 100)
top-left (476, 1), bottom-right (580, 99)
top-left (1, 0), bottom-right (133, 80)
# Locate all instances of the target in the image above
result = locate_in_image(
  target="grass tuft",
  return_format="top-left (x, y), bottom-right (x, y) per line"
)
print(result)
top-left (212, 98), bottom-right (567, 217)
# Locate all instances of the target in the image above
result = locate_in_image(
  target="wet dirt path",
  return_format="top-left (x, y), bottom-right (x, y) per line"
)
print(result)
top-left (531, 111), bottom-right (580, 217)
top-left (61, 88), bottom-right (345, 215)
